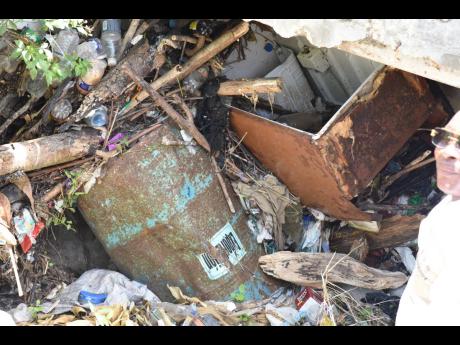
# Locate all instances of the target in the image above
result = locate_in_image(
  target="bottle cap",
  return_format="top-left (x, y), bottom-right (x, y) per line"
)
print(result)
top-left (107, 57), bottom-right (117, 66)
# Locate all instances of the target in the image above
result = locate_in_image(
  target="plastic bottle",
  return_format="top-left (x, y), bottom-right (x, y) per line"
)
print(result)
top-left (26, 73), bottom-right (48, 99)
top-left (100, 19), bottom-right (121, 67)
top-left (76, 38), bottom-right (106, 60)
top-left (76, 59), bottom-right (107, 95)
top-left (50, 98), bottom-right (72, 123)
top-left (52, 28), bottom-right (79, 58)
top-left (85, 105), bottom-right (108, 127)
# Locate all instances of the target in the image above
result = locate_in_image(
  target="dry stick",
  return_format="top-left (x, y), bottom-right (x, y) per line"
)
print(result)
top-left (185, 35), bottom-right (206, 57)
top-left (121, 21), bottom-right (250, 115)
top-left (382, 157), bottom-right (435, 190)
top-left (170, 35), bottom-right (199, 44)
top-left (118, 19), bottom-right (142, 61)
top-left (0, 98), bottom-right (33, 136)
top-left (126, 123), bottom-right (163, 145)
top-left (129, 106), bottom-right (151, 122)
top-left (122, 65), bottom-right (211, 152)
top-left (41, 181), bottom-right (65, 203)
top-left (171, 94), bottom-right (194, 122)
top-left (102, 101), bottom-right (115, 150)
top-left (8, 246), bottom-right (23, 297)
top-left (217, 78), bottom-right (283, 96)
top-left (211, 156), bottom-right (235, 213)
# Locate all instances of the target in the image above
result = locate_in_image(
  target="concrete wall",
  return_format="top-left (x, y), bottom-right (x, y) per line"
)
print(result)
top-left (247, 19), bottom-right (460, 89)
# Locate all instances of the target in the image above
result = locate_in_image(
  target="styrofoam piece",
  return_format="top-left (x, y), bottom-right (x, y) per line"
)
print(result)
top-left (262, 51), bottom-right (315, 113)
top-left (223, 24), bottom-right (281, 80)
top-left (306, 68), bottom-right (349, 106)
top-left (297, 48), bottom-right (330, 72)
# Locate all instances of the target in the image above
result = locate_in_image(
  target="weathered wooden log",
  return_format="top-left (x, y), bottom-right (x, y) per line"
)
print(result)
top-left (330, 214), bottom-right (424, 253)
top-left (0, 129), bottom-right (100, 176)
top-left (121, 21), bottom-right (250, 115)
top-left (217, 78), bottom-right (282, 96)
top-left (259, 251), bottom-right (408, 290)
top-left (66, 40), bottom-right (156, 125)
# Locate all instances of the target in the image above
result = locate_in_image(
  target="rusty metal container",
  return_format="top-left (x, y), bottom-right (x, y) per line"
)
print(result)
top-left (78, 123), bottom-right (277, 302)
top-left (230, 66), bottom-right (448, 221)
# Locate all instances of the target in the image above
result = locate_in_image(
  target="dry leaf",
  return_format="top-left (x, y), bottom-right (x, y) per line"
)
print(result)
top-left (167, 285), bottom-right (207, 307)
top-left (10, 173), bottom-right (35, 213)
top-left (0, 192), bottom-right (12, 226)
top-left (51, 314), bottom-right (75, 325)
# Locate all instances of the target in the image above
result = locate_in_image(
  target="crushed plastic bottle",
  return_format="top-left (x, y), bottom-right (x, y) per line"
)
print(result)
top-left (85, 105), bottom-right (108, 127)
top-left (76, 59), bottom-right (107, 95)
top-left (51, 28), bottom-right (79, 58)
top-left (100, 19), bottom-right (121, 67)
top-left (76, 38), bottom-right (106, 60)
top-left (26, 73), bottom-right (48, 99)
top-left (50, 98), bottom-right (72, 123)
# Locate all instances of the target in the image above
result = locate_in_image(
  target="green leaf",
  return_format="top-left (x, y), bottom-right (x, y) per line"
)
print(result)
top-left (15, 39), bottom-right (25, 49)
top-left (10, 48), bottom-right (22, 60)
top-left (44, 71), bottom-right (53, 85)
top-left (29, 67), bottom-right (38, 80)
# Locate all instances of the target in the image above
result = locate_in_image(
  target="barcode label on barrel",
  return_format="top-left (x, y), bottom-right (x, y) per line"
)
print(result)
top-left (210, 223), bottom-right (246, 265)
top-left (197, 223), bottom-right (246, 280)
top-left (197, 252), bottom-right (229, 280)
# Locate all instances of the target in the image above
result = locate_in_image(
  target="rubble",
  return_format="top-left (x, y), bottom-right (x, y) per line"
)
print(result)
top-left (0, 18), bottom-right (456, 326)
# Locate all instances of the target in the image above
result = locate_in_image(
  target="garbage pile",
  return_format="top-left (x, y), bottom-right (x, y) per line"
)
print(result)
top-left (0, 19), bottom-right (454, 326)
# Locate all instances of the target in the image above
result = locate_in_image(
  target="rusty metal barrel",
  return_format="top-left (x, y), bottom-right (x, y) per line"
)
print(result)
top-left (78, 123), bottom-right (277, 302)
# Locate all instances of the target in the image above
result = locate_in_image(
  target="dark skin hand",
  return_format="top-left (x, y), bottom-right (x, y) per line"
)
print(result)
top-left (435, 112), bottom-right (460, 200)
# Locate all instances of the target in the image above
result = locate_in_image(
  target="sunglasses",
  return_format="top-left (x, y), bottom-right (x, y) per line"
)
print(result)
top-left (430, 127), bottom-right (460, 150)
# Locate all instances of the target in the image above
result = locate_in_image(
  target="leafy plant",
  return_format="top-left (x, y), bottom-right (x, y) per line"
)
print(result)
top-left (28, 300), bottom-right (44, 320)
top-left (238, 313), bottom-right (251, 325)
top-left (46, 169), bottom-right (86, 231)
top-left (116, 138), bottom-right (131, 153)
top-left (230, 284), bottom-right (246, 302)
top-left (0, 19), bottom-right (92, 86)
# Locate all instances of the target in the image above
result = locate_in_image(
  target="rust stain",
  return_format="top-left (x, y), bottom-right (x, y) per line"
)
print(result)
top-left (230, 67), bottom-right (448, 221)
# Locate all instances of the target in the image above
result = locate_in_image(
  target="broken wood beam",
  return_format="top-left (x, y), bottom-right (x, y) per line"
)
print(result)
top-left (217, 78), bottom-right (282, 96)
top-left (330, 214), bottom-right (424, 253)
top-left (66, 40), bottom-right (156, 125)
top-left (0, 129), bottom-right (100, 176)
top-left (122, 21), bottom-right (250, 114)
top-left (122, 65), bottom-right (211, 152)
top-left (259, 251), bottom-right (408, 290)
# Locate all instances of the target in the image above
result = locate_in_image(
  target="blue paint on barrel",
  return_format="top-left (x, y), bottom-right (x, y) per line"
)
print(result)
top-left (104, 172), bottom-right (214, 249)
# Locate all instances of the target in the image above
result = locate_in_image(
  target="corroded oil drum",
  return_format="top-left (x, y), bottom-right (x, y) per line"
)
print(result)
top-left (78, 124), bottom-right (277, 301)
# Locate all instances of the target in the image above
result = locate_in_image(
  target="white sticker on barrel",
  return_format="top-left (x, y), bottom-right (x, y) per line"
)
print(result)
top-left (197, 223), bottom-right (247, 280)
top-left (210, 223), bottom-right (246, 265)
top-left (197, 253), bottom-right (229, 280)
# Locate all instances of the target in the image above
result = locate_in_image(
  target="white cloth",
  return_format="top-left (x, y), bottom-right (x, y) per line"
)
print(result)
top-left (396, 195), bottom-right (460, 325)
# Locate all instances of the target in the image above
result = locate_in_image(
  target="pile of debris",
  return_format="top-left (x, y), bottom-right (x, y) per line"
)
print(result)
top-left (0, 19), bottom-right (454, 326)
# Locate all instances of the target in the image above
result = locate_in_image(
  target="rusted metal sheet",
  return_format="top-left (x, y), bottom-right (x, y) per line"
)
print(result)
top-left (230, 67), bottom-right (448, 221)
top-left (78, 124), bottom-right (277, 302)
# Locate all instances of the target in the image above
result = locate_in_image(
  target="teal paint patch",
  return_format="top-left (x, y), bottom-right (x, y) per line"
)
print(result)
top-left (176, 174), bottom-right (213, 212)
top-left (151, 150), bottom-right (161, 159)
top-left (139, 159), bottom-right (151, 168)
top-left (106, 223), bottom-right (143, 249)
top-left (146, 218), bottom-right (156, 228)
top-left (225, 273), bottom-right (273, 301)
